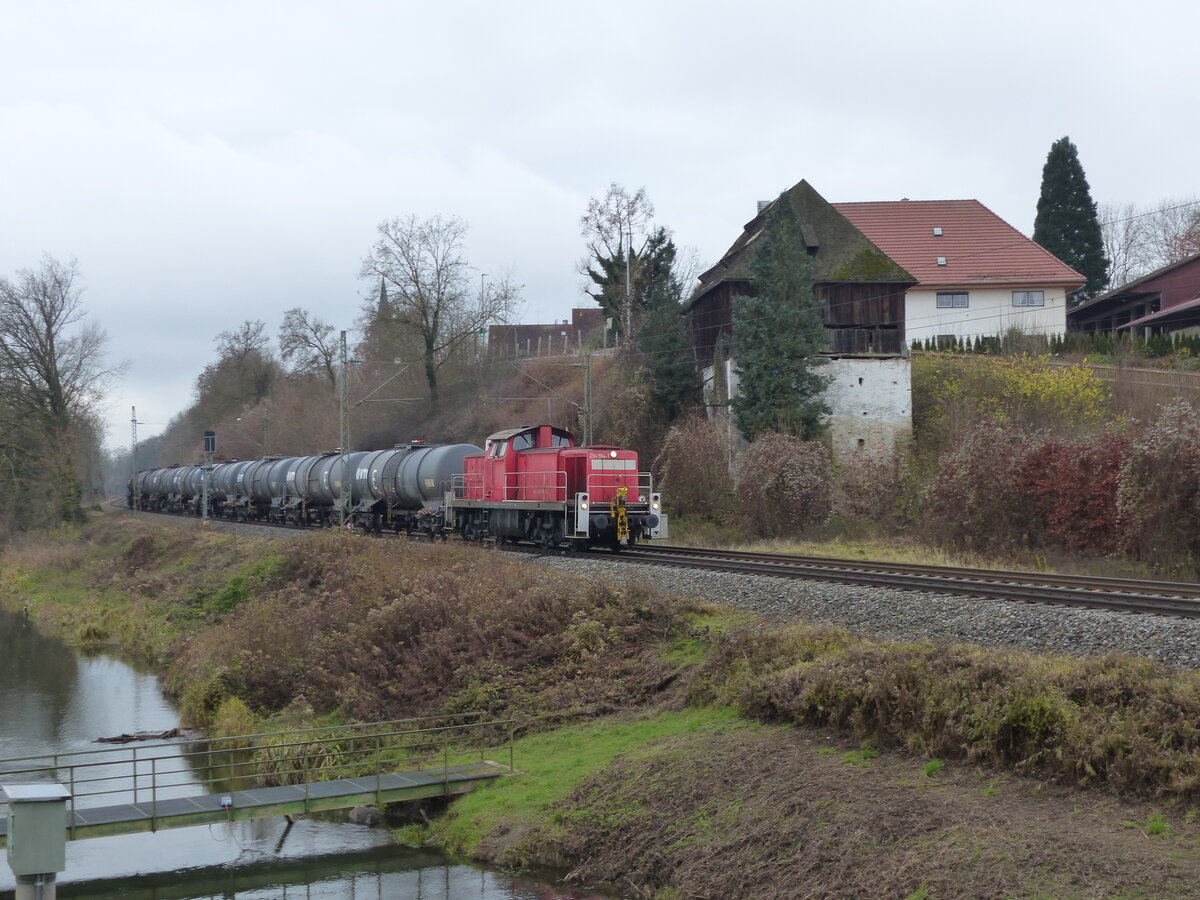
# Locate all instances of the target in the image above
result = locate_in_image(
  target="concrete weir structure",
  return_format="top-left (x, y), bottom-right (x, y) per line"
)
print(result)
top-left (0, 716), bottom-right (513, 890)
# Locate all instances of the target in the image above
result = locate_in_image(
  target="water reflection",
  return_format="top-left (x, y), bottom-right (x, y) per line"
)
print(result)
top-left (0, 605), bottom-right (80, 758)
top-left (45, 848), bottom-right (603, 899)
top-left (0, 606), bottom-right (604, 899)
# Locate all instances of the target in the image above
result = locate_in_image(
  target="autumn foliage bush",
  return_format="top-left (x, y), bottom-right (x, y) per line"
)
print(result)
top-left (1017, 434), bottom-right (1130, 556)
top-left (918, 399), bottom-right (1200, 568)
top-left (735, 432), bottom-right (832, 539)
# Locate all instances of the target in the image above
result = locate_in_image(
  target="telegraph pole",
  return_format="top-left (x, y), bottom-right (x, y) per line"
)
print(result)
top-left (130, 407), bottom-right (141, 509)
top-left (339, 330), bottom-right (350, 527)
top-left (583, 353), bottom-right (593, 446)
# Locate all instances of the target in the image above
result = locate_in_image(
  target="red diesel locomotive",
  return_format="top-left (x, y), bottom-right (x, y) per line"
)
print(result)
top-left (448, 424), bottom-right (666, 549)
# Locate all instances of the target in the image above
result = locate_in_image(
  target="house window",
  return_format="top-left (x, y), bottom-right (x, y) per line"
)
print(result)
top-left (1012, 291), bottom-right (1045, 307)
top-left (936, 292), bottom-right (969, 308)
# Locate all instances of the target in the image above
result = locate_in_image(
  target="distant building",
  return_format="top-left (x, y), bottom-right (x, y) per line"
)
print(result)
top-left (1068, 252), bottom-right (1200, 336)
top-left (488, 308), bottom-right (606, 357)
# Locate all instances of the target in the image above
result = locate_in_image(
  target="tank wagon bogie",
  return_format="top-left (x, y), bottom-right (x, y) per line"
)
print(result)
top-left (129, 425), bottom-right (667, 549)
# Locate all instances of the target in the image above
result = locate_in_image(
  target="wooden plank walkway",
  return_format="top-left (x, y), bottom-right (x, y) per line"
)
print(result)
top-left (0, 762), bottom-right (504, 847)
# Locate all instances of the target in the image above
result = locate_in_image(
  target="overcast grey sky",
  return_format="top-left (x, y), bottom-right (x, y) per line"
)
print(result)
top-left (3, 0), bottom-right (1196, 447)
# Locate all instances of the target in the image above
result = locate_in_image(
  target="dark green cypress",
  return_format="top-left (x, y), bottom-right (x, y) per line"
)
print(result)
top-left (731, 195), bottom-right (830, 442)
top-left (636, 230), bottom-right (702, 421)
top-left (1033, 136), bottom-right (1109, 301)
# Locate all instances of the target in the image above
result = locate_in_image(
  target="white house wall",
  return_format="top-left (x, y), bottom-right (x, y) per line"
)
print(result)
top-left (705, 357), bottom-right (912, 459)
top-left (823, 358), bottom-right (912, 457)
top-left (905, 286), bottom-right (1068, 344)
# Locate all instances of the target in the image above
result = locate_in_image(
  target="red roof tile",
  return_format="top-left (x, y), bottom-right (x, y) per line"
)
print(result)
top-left (832, 199), bottom-right (1084, 287)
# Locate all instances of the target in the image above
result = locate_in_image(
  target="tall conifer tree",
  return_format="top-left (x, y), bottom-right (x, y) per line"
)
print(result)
top-left (1033, 136), bottom-right (1109, 301)
top-left (731, 196), bottom-right (829, 442)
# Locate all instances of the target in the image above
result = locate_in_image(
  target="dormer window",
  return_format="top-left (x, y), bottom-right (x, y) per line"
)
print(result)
top-left (936, 256), bottom-right (947, 266)
top-left (933, 227), bottom-right (943, 236)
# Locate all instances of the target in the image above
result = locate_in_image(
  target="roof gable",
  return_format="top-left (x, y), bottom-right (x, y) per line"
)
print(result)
top-left (832, 199), bottom-right (1084, 287)
top-left (691, 180), bottom-right (913, 306)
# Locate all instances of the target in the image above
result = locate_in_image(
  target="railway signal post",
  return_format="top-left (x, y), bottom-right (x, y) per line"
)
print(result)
top-left (201, 429), bottom-right (216, 525)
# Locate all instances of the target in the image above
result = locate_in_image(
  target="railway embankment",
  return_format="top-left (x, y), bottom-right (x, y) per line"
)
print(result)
top-left (5, 514), bottom-right (1200, 897)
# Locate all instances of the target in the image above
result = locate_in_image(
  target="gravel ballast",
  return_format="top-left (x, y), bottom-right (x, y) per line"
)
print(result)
top-left (536, 554), bottom-right (1200, 670)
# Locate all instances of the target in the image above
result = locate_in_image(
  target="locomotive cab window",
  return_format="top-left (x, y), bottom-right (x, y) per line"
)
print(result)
top-left (510, 432), bottom-right (534, 451)
top-left (552, 434), bottom-right (572, 447)
top-left (490, 440), bottom-right (508, 458)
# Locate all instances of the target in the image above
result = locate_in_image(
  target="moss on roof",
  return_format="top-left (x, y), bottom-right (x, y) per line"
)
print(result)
top-left (691, 180), bottom-right (913, 306)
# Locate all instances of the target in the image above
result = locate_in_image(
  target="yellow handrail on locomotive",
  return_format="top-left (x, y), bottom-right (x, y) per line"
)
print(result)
top-left (610, 486), bottom-right (630, 545)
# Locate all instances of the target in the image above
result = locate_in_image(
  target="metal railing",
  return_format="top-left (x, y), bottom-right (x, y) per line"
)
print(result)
top-left (0, 714), bottom-right (514, 834)
top-left (585, 472), bottom-right (654, 500)
top-left (453, 470), bottom-right (570, 501)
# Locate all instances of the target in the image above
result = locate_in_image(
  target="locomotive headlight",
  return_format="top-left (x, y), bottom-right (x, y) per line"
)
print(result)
top-left (609, 449), bottom-right (618, 458)
top-left (638, 495), bottom-right (646, 502)
top-left (580, 500), bottom-right (589, 510)
top-left (651, 493), bottom-right (661, 511)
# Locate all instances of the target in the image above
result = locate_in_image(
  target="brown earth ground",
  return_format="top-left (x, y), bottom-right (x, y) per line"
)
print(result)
top-left (474, 720), bottom-right (1200, 899)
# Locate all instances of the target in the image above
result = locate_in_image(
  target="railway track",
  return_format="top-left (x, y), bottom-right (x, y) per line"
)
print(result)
top-left (610, 544), bottom-right (1200, 619)
top-left (118, 504), bottom-right (1200, 619)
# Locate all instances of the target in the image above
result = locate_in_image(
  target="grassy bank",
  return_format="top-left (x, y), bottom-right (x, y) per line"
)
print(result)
top-left (6, 514), bottom-right (1200, 897)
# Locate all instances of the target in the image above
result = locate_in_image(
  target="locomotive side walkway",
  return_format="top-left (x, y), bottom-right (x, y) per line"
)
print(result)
top-left (0, 715), bottom-right (512, 848)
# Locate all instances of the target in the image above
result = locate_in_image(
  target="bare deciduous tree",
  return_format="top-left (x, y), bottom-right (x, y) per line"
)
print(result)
top-left (581, 183), bottom-right (656, 263)
top-left (278, 308), bottom-right (338, 389)
top-left (1100, 197), bottom-right (1200, 290)
top-left (360, 214), bottom-right (517, 402)
top-left (1144, 199), bottom-right (1200, 266)
top-left (1100, 202), bottom-right (1153, 290)
top-left (196, 319), bottom-right (280, 415)
top-left (580, 184), bottom-right (656, 341)
top-left (0, 255), bottom-right (123, 525)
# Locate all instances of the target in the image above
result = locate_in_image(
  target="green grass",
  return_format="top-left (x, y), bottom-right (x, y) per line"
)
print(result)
top-left (436, 707), bottom-right (748, 854)
top-left (661, 608), bottom-right (756, 666)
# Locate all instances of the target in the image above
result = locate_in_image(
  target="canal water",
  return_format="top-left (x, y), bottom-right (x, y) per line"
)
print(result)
top-left (0, 606), bottom-right (604, 898)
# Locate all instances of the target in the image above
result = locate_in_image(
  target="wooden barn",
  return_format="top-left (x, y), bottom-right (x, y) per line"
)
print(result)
top-left (686, 179), bottom-right (915, 370)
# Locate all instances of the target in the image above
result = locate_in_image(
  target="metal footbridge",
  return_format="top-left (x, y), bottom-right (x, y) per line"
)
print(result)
top-left (0, 714), bottom-right (512, 847)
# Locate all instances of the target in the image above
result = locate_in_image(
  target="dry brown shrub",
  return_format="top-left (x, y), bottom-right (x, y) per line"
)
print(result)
top-left (920, 422), bottom-right (1037, 553)
top-left (1117, 398), bottom-right (1200, 568)
top-left (654, 415), bottom-right (736, 522)
top-left (704, 624), bottom-right (1200, 800)
top-left (735, 432), bottom-right (832, 538)
top-left (833, 452), bottom-right (915, 532)
top-left (169, 532), bottom-right (687, 722)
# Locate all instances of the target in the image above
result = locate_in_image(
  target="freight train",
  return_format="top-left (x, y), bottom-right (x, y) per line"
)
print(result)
top-left (128, 424), bottom-right (667, 550)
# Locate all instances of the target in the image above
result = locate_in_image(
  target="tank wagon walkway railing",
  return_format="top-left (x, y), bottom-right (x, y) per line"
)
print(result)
top-left (0, 714), bottom-right (513, 847)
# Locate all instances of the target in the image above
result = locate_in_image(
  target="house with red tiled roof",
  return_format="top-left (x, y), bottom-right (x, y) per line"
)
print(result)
top-left (833, 199), bottom-right (1084, 345)
top-left (685, 180), bottom-right (1084, 458)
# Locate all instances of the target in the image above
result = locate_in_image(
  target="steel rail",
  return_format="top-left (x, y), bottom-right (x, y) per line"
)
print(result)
top-left (610, 546), bottom-right (1200, 619)
top-left (626, 545), bottom-right (1200, 599)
